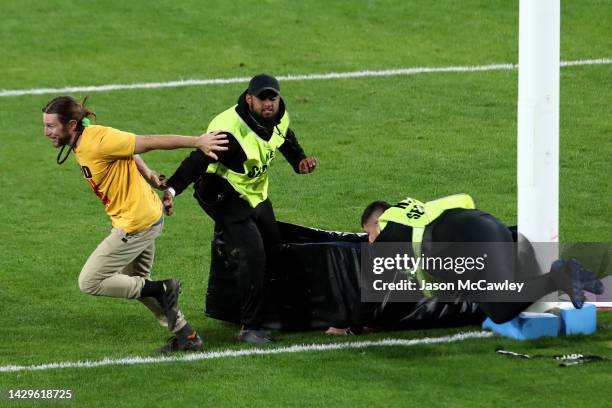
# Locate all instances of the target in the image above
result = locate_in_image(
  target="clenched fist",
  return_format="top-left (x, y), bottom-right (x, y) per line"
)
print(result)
top-left (298, 156), bottom-right (317, 174)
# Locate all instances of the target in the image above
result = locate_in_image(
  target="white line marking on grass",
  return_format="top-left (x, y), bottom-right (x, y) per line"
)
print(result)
top-left (2, 58), bottom-right (610, 97)
top-left (0, 330), bottom-right (493, 373)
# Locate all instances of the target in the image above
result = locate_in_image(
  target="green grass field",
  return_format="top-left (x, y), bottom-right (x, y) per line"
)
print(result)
top-left (1, 1), bottom-right (611, 406)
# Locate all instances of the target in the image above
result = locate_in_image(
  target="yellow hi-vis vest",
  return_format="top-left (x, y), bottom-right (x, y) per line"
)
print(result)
top-left (378, 194), bottom-right (476, 294)
top-left (205, 106), bottom-right (290, 208)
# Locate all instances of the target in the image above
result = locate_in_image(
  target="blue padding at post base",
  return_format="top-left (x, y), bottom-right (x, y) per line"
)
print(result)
top-left (559, 303), bottom-right (597, 336)
top-left (482, 313), bottom-right (559, 340)
top-left (482, 304), bottom-right (598, 339)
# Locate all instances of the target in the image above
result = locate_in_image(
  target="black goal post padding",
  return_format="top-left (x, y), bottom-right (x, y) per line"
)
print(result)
top-left (204, 221), bottom-right (485, 331)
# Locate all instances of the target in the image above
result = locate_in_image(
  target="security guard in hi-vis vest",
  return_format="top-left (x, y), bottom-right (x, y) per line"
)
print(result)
top-left (42, 96), bottom-right (228, 353)
top-left (358, 194), bottom-right (603, 327)
top-left (164, 74), bottom-right (317, 344)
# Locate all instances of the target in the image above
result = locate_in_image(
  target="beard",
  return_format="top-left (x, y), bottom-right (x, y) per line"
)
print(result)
top-left (57, 133), bottom-right (74, 147)
top-left (251, 110), bottom-right (278, 130)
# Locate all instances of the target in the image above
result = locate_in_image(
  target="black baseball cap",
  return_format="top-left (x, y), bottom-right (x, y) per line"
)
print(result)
top-left (247, 74), bottom-right (281, 97)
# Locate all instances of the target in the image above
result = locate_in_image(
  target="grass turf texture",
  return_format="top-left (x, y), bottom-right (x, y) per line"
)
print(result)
top-left (1, 0), bottom-right (611, 406)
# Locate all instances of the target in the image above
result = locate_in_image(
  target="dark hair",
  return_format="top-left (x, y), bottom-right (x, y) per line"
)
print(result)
top-left (42, 96), bottom-right (96, 133)
top-left (361, 200), bottom-right (391, 227)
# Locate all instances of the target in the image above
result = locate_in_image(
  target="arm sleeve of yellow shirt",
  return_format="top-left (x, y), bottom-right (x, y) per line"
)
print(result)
top-left (98, 127), bottom-right (136, 160)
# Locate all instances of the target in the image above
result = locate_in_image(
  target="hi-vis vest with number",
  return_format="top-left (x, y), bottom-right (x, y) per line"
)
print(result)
top-left (205, 106), bottom-right (289, 208)
top-left (378, 194), bottom-right (476, 293)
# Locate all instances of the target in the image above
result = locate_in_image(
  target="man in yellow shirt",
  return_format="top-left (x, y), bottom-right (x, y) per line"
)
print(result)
top-left (42, 95), bottom-right (227, 353)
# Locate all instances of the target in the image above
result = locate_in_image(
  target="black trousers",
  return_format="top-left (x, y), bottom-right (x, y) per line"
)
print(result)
top-left (204, 198), bottom-right (281, 328)
top-left (378, 209), bottom-right (560, 324)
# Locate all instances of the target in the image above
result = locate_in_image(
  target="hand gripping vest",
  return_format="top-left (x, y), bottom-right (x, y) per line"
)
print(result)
top-left (377, 194), bottom-right (476, 294)
top-left (206, 106), bottom-right (290, 208)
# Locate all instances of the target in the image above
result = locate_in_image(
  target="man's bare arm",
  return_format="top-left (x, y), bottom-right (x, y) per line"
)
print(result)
top-left (134, 154), bottom-right (165, 190)
top-left (134, 130), bottom-right (228, 160)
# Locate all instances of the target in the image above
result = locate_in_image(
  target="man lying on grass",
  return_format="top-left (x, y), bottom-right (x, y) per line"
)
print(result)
top-left (327, 194), bottom-right (604, 335)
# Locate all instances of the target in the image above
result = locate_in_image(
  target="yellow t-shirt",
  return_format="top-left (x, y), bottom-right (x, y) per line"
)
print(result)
top-left (74, 125), bottom-right (162, 233)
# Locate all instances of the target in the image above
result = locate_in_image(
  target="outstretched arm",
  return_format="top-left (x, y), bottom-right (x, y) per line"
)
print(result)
top-left (162, 150), bottom-right (217, 215)
top-left (135, 130), bottom-right (228, 159)
top-left (162, 132), bottom-right (244, 216)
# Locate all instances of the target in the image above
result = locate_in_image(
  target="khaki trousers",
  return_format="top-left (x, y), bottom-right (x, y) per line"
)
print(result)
top-left (78, 220), bottom-right (186, 332)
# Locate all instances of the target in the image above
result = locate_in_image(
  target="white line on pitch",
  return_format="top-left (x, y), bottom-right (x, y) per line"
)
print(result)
top-left (1, 58), bottom-right (610, 98)
top-left (0, 331), bottom-right (493, 373)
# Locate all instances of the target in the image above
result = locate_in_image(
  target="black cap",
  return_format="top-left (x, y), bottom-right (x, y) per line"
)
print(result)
top-left (247, 74), bottom-right (280, 97)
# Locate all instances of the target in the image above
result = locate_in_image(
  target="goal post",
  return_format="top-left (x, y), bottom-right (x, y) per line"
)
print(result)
top-left (517, 0), bottom-right (560, 310)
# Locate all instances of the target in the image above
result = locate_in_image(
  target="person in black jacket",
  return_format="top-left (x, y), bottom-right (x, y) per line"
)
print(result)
top-left (163, 74), bottom-right (317, 343)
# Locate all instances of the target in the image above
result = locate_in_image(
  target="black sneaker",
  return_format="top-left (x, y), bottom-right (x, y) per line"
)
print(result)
top-left (576, 262), bottom-right (604, 295)
top-left (157, 332), bottom-right (204, 353)
top-left (551, 259), bottom-right (584, 309)
top-left (238, 329), bottom-right (273, 344)
top-left (551, 258), bottom-right (603, 309)
top-left (161, 279), bottom-right (181, 331)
